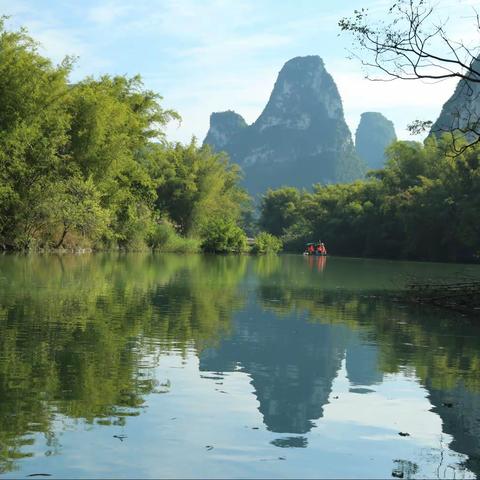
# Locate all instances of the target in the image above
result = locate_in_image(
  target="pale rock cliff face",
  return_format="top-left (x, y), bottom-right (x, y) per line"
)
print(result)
top-left (431, 57), bottom-right (480, 143)
top-left (355, 112), bottom-right (397, 170)
top-left (203, 110), bottom-right (247, 151)
top-left (203, 56), bottom-right (365, 195)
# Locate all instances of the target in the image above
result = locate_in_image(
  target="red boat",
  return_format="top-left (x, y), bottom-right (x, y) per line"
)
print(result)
top-left (303, 242), bottom-right (327, 256)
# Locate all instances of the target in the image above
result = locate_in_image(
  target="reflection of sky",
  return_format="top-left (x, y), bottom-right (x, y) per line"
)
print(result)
top-left (12, 352), bottom-right (474, 479)
top-left (317, 361), bottom-right (471, 478)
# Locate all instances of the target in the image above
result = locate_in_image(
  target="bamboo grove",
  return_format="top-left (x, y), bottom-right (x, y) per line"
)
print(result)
top-left (0, 21), bottom-right (251, 253)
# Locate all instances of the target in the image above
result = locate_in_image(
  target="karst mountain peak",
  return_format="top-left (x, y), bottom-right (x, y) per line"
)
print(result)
top-left (204, 55), bottom-right (394, 195)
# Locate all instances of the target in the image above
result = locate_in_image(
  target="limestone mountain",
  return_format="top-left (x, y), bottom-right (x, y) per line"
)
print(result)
top-left (430, 57), bottom-right (480, 143)
top-left (203, 56), bottom-right (365, 195)
top-left (203, 110), bottom-right (247, 151)
top-left (355, 112), bottom-right (397, 170)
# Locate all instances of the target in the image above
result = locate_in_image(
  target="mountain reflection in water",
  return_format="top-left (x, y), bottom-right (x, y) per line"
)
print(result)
top-left (0, 253), bottom-right (479, 478)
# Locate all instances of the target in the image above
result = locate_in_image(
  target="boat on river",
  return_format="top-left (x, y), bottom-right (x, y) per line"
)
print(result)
top-left (303, 242), bottom-right (327, 256)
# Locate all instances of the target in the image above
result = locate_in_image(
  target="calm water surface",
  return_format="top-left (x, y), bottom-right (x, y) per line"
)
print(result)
top-left (0, 253), bottom-right (479, 479)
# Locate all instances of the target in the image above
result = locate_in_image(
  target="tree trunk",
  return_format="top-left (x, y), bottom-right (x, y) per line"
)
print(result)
top-left (55, 226), bottom-right (68, 249)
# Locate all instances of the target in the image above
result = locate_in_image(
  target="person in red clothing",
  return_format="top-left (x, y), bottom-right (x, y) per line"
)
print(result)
top-left (308, 243), bottom-right (314, 255)
top-left (316, 243), bottom-right (322, 255)
top-left (320, 242), bottom-right (327, 255)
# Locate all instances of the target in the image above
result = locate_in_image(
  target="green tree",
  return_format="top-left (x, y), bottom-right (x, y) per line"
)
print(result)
top-left (252, 232), bottom-right (283, 255)
top-left (67, 75), bottom-right (178, 250)
top-left (0, 21), bottom-right (254, 252)
top-left (201, 217), bottom-right (248, 253)
top-left (0, 20), bottom-right (72, 248)
top-left (261, 137), bottom-right (480, 262)
top-left (259, 187), bottom-right (302, 236)
top-left (155, 140), bottom-right (249, 236)
top-left (47, 175), bottom-right (110, 248)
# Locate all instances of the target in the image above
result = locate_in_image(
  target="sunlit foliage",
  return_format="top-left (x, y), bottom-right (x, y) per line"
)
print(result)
top-left (260, 137), bottom-right (480, 262)
top-left (0, 21), bottom-right (249, 252)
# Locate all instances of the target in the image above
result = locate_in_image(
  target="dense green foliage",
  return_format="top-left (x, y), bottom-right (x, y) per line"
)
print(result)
top-left (252, 232), bottom-right (283, 255)
top-left (147, 221), bottom-right (201, 253)
top-left (154, 141), bottom-right (249, 236)
top-left (201, 217), bottom-right (248, 253)
top-left (259, 187), bottom-right (302, 236)
top-left (0, 21), bottom-right (249, 252)
top-left (260, 138), bottom-right (480, 262)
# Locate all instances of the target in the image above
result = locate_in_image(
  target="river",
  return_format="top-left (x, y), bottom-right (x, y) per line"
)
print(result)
top-left (0, 253), bottom-right (479, 478)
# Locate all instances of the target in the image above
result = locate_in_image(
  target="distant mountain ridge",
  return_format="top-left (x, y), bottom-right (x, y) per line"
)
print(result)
top-left (203, 55), bottom-right (366, 195)
top-left (355, 112), bottom-right (397, 170)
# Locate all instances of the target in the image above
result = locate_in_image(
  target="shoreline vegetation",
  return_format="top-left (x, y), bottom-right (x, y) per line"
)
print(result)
top-left (258, 138), bottom-right (480, 264)
top-left (1, 21), bottom-right (479, 265)
top-left (0, 20), bottom-right (281, 256)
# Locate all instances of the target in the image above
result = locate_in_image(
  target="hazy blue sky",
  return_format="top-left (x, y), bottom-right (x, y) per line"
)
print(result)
top-left (2, 0), bottom-right (477, 143)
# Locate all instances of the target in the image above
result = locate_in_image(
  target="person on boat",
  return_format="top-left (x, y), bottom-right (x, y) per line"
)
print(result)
top-left (307, 243), bottom-right (315, 255)
top-left (316, 243), bottom-right (323, 255)
top-left (320, 242), bottom-right (327, 255)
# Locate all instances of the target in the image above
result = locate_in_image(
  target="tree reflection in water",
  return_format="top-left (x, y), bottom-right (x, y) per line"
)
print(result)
top-left (0, 254), bottom-right (479, 476)
top-left (0, 253), bottom-right (246, 474)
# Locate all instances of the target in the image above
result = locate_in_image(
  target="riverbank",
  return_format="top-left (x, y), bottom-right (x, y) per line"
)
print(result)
top-left (1, 227), bottom-right (282, 255)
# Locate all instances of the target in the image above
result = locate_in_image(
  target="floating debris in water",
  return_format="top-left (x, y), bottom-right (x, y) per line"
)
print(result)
top-left (205, 445), bottom-right (214, 451)
top-left (398, 432), bottom-right (410, 437)
top-left (113, 434), bottom-right (127, 442)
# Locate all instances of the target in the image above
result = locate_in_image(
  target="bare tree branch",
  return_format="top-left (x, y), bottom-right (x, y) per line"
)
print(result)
top-left (339, 0), bottom-right (480, 154)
